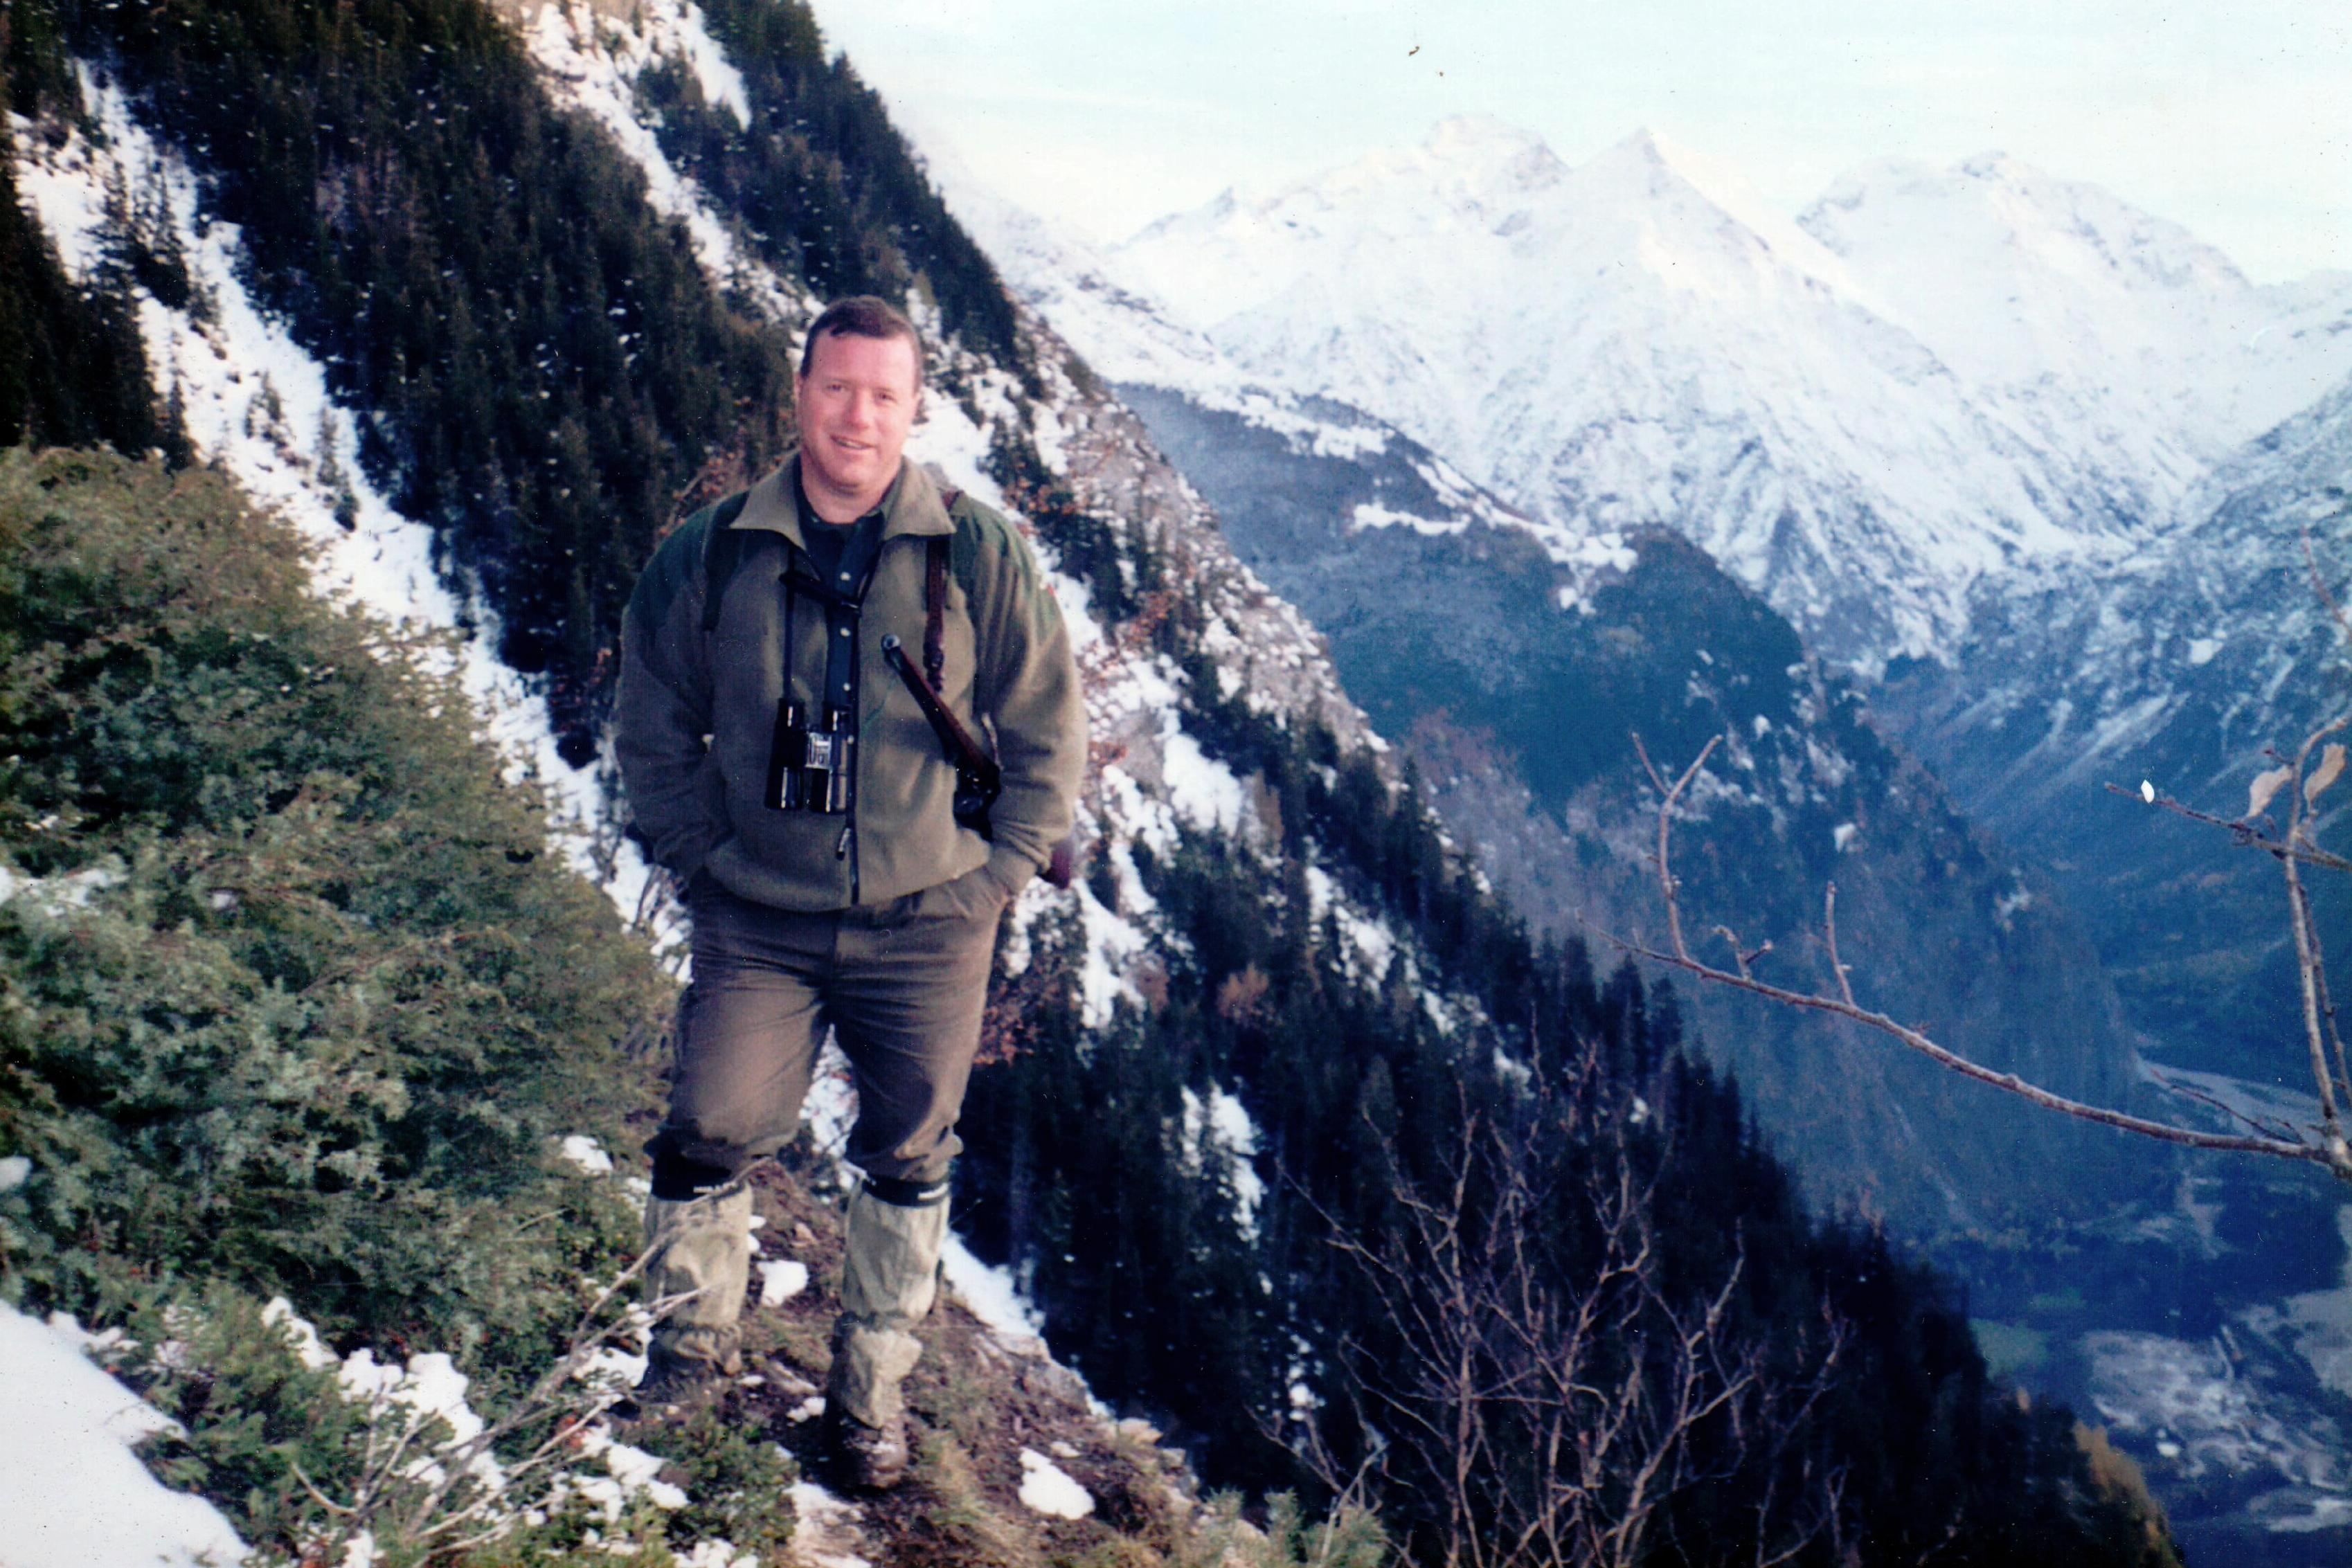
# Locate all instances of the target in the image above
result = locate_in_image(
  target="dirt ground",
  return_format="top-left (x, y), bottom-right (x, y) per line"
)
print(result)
top-left (643, 1157), bottom-right (1232, 1568)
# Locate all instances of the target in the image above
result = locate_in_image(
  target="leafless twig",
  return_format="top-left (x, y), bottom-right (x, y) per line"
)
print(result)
top-left (1295, 1067), bottom-right (1843, 1568)
top-left (285, 1190), bottom-right (741, 1563)
top-left (2144, 1068), bottom-right (2306, 1146)
top-left (1605, 732), bottom-right (2352, 1182)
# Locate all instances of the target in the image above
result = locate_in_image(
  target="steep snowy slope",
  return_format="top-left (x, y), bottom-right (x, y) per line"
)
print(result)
top-left (1110, 377), bottom-right (2154, 1236)
top-left (8, 64), bottom-right (665, 924)
top-left (1107, 120), bottom-right (2070, 665)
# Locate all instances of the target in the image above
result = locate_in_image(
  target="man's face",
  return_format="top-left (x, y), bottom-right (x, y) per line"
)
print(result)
top-left (796, 330), bottom-right (919, 518)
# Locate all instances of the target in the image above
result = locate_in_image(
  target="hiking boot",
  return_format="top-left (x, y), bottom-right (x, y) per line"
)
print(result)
top-left (823, 1401), bottom-right (910, 1493)
top-left (816, 1176), bottom-right (949, 1493)
top-left (614, 1334), bottom-right (742, 1429)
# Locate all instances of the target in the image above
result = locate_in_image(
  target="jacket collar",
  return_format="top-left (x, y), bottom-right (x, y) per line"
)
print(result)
top-left (729, 454), bottom-right (954, 549)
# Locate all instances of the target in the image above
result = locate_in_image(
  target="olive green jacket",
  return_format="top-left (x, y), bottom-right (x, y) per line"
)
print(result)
top-left (614, 457), bottom-right (1086, 910)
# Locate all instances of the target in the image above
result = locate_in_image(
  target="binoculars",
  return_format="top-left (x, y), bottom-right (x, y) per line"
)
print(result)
top-left (766, 698), bottom-right (856, 813)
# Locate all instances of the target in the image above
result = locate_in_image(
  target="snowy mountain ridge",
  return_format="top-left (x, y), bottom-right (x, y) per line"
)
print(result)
top-left (1874, 365), bottom-right (2352, 1088)
top-left (1077, 116), bottom-right (2352, 668)
top-left (1801, 150), bottom-right (2352, 525)
top-left (940, 146), bottom-right (1643, 614)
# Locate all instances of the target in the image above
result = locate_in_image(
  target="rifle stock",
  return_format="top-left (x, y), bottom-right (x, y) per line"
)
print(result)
top-left (878, 635), bottom-right (1079, 890)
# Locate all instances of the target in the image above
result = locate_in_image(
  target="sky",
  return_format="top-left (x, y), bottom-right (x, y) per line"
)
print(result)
top-left (811, 0), bottom-right (2351, 283)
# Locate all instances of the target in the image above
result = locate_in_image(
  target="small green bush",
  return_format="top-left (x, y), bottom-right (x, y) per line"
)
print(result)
top-left (631, 1405), bottom-right (798, 1560)
top-left (1180, 1493), bottom-right (1390, 1568)
top-left (0, 447), bottom-right (670, 1370)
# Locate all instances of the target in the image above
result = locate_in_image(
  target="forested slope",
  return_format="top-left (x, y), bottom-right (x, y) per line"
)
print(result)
top-left (0, 1), bottom-right (2186, 1562)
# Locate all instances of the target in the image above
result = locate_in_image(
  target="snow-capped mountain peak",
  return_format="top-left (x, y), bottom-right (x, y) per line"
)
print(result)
top-left (1075, 120), bottom-right (2352, 667)
top-left (1800, 150), bottom-right (2352, 467)
top-left (1111, 115), bottom-right (1568, 333)
top-left (1095, 120), bottom-right (2115, 663)
top-left (1548, 125), bottom-right (1893, 314)
top-left (1284, 112), bottom-right (1568, 214)
top-left (1422, 111), bottom-right (1556, 161)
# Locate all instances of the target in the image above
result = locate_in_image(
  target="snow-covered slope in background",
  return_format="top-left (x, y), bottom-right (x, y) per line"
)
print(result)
top-left (1802, 154), bottom-right (2352, 511)
top-left (1092, 118), bottom-right (2352, 668)
top-left (942, 138), bottom-right (1641, 614)
top-left (1876, 372), bottom-right (2352, 1081)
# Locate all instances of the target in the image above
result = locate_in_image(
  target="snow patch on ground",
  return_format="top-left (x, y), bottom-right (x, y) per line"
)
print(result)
top-left (249, 1293), bottom-right (683, 1546)
top-left (942, 1235), bottom-right (1048, 1342)
top-left (1181, 1084), bottom-right (1267, 1238)
top-left (1352, 501), bottom-right (1467, 538)
top-left (1071, 878), bottom-right (1153, 1028)
top-left (0, 861), bottom-right (123, 914)
top-left (559, 1135), bottom-right (616, 1176)
top-left (1160, 730), bottom-right (1249, 834)
top-left (662, 3), bottom-right (751, 125)
top-left (784, 1481), bottom-right (872, 1568)
top-left (758, 1259), bottom-right (811, 1307)
top-left (1304, 865), bottom-right (1399, 983)
top-left (1017, 1448), bottom-right (1095, 1519)
top-left (675, 1539), bottom-right (762, 1568)
top-left (0, 1303), bottom-right (252, 1568)
top-left (1421, 989), bottom-right (1463, 1034)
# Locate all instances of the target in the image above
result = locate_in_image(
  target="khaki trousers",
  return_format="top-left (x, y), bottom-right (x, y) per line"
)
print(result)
top-left (661, 863), bottom-right (1010, 1187)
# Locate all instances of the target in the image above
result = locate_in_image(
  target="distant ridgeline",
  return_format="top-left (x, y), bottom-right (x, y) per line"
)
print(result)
top-left (0, 1), bottom-right (2175, 1563)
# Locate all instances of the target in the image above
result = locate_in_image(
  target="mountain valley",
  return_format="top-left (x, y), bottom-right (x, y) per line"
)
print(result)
top-left (943, 113), bottom-right (2352, 1559)
top-left (4, 4), bottom-right (2344, 1563)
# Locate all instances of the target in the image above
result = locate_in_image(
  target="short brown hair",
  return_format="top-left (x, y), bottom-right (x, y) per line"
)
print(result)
top-left (799, 296), bottom-right (924, 389)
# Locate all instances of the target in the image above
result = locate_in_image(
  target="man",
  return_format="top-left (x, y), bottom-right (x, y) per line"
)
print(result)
top-left (613, 296), bottom-right (1086, 1490)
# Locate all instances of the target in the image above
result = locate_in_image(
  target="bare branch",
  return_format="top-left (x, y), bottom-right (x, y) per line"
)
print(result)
top-left (1304, 1077), bottom-right (1836, 1568)
top-left (2282, 728), bottom-right (2352, 1156)
top-left (1712, 926), bottom-right (1773, 982)
top-left (1822, 883), bottom-right (1857, 1009)
top-left (1608, 744), bottom-right (2352, 1182)
top-left (1633, 732), bottom-right (1722, 966)
top-left (2144, 1068), bottom-right (2306, 1145)
top-left (2109, 721), bottom-right (2352, 878)
top-left (2305, 526), bottom-right (2352, 651)
top-left (287, 1458), bottom-right (355, 1518)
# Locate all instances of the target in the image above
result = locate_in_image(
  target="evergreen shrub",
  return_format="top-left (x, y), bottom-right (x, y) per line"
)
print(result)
top-left (0, 447), bottom-right (669, 1368)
